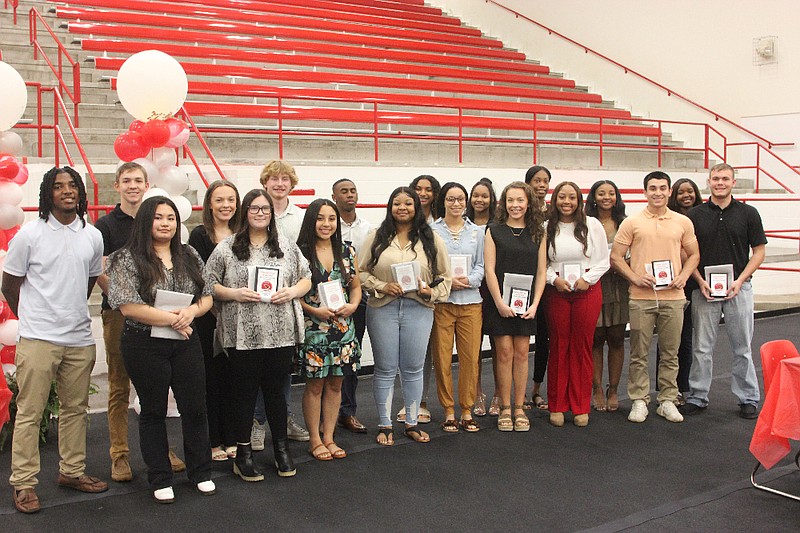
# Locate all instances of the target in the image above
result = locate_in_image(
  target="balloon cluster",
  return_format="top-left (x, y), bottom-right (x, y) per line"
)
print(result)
top-left (114, 50), bottom-right (193, 242)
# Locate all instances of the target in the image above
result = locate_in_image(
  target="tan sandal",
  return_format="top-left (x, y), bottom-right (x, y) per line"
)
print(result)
top-left (376, 427), bottom-right (394, 446)
top-left (497, 405), bottom-right (513, 432)
top-left (512, 405), bottom-right (530, 432)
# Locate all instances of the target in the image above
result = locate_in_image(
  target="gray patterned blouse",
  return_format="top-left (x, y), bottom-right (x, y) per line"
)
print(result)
top-left (204, 234), bottom-right (312, 350)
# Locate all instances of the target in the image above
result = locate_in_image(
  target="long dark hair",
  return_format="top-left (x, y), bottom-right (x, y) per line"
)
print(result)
top-left (202, 180), bottom-right (241, 243)
top-left (232, 189), bottom-right (283, 261)
top-left (410, 174), bottom-right (441, 220)
top-left (297, 198), bottom-right (351, 287)
top-left (367, 187), bottom-right (439, 275)
top-left (465, 178), bottom-right (497, 223)
top-left (39, 166), bottom-right (89, 226)
top-left (524, 165), bottom-right (552, 185)
top-left (668, 178), bottom-right (702, 215)
top-left (435, 182), bottom-right (469, 220)
top-left (117, 196), bottom-right (205, 302)
top-left (494, 181), bottom-right (545, 244)
top-left (547, 182), bottom-right (588, 257)
top-left (585, 180), bottom-right (626, 228)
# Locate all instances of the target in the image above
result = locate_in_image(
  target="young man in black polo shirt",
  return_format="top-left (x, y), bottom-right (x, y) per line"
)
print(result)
top-left (680, 163), bottom-right (766, 419)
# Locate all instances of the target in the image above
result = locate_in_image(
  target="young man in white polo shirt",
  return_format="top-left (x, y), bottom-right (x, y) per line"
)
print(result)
top-left (3, 167), bottom-right (107, 514)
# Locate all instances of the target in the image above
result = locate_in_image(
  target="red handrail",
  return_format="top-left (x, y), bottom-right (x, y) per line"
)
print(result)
top-left (727, 142), bottom-right (800, 194)
top-left (28, 7), bottom-right (81, 124)
top-left (4, 0), bottom-right (19, 24)
top-left (175, 107), bottom-right (228, 187)
top-left (485, 0), bottom-right (793, 150)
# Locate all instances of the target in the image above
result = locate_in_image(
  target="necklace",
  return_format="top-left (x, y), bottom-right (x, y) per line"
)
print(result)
top-left (509, 226), bottom-right (524, 237)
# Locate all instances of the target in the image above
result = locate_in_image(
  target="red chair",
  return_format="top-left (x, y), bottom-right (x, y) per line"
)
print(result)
top-left (750, 339), bottom-right (800, 501)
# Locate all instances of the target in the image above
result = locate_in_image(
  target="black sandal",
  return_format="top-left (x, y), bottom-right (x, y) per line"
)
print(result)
top-left (376, 427), bottom-right (394, 446)
top-left (404, 425), bottom-right (430, 443)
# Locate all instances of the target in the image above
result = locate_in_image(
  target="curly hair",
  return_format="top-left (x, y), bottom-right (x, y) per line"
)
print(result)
top-left (232, 189), bottom-right (283, 261)
top-left (366, 187), bottom-right (439, 275)
top-left (494, 181), bottom-right (545, 244)
top-left (297, 198), bottom-right (351, 287)
top-left (410, 174), bottom-right (442, 220)
top-left (39, 166), bottom-right (89, 226)
top-left (546, 181), bottom-right (588, 257)
top-left (465, 177), bottom-right (496, 223)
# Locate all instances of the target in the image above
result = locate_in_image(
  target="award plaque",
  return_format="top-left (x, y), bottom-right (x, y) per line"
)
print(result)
top-left (252, 266), bottom-right (281, 302)
top-left (391, 261), bottom-right (419, 293)
top-left (704, 264), bottom-right (734, 299)
top-left (651, 260), bottom-right (673, 289)
top-left (561, 262), bottom-right (583, 289)
top-left (319, 279), bottom-right (346, 311)
top-left (509, 288), bottom-right (530, 315)
top-left (450, 255), bottom-right (471, 278)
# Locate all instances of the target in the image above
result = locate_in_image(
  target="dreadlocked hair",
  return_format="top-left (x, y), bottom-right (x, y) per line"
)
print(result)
top-left (39, 166), bottom-right (89, 226)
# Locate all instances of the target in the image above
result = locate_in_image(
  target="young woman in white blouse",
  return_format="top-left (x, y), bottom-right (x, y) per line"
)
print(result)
top-left (544, 182), bottom-right (609, 427)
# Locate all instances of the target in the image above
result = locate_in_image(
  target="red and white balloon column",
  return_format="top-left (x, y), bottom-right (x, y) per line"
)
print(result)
top-left (113, 51), bottom-right (193, 242)
top-left (0, 60), bottom-right (29, 370)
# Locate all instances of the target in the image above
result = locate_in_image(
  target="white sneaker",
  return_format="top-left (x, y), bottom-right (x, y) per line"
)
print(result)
top-left (287, 415), bottom-right (310, 442)
top-left (196, 480), bottom-right (216, 496)
top-left (153, 486), bottom-right (174, 504)
top-left (657, 400), bottom-right (684, 423)
top-left (251, 419), bottom-right (266, 451)
top-left (628, 399), bottom-right (649, 423)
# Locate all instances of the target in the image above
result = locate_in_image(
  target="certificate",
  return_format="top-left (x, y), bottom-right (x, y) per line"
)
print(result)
top-left (651, 260), bottom-right (673, 289)
top-left (152, 289), bottom-right (194, 340)
top-left (509, 288), bottom-right (530, 315)
top-left (450, 255), bottom-right (471, 278)
top-left (561, 262), bottom-right (583, 289)
top-left (391, 261), bottom-right (420, 293)
top-left (249, 266), bottom-right (281, 302)
top-left (319, 280), bottom-right (346, 311)
top-left (704, 264), bottom-right (734, 299)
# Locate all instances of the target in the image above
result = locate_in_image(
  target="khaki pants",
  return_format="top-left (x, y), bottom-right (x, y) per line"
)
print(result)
top-left (431, 303), bottom-right (482, 417)
top-left (103, 309), bottom-right (130, 460)
top-left (627, 299), bottom-right (685, 404)
top-left (10, 338), bottom-right (96, 489)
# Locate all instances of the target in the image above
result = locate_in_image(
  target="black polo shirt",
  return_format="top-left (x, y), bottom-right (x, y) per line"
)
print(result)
top-left (687, 197), bottom-right (767, 281)
top-left (94, 204), bottom-right (135, 309)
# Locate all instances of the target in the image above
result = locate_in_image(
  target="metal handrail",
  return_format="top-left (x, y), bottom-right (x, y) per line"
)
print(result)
top-left (485, 0), bottom-right (792, 150)
top-left (4, 0), bottom-right (19, 24)
top-left (28, 7), bottom-right (81, 124)
top-left (176, 107), bottom-right (228, 187)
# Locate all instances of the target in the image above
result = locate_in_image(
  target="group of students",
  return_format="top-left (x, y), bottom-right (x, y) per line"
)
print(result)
top-left (4, 159), bottom-right (766, 513)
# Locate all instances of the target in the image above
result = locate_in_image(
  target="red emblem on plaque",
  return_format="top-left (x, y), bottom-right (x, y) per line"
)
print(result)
top-left (658, 270), bottom-right (668, 279)
top-left (514, 299), bottom-right (523, 308)
top-left (401, 275), bottom-right (411, 284)
top-left (261, 280), bottom-right (272, 291)
top-left (714, 282), bottom-right (723, 291)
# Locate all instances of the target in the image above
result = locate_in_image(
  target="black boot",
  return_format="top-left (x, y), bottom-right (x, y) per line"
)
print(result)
top-left (233, 443), bottom-right (264, 482)
top-left (273, 439), bottom-right (296, 478)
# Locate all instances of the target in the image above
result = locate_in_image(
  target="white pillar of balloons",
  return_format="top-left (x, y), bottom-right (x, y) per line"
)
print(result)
top-left (0, 60), bottom-right (29, 367)
top-left (113, 50), bottom-right (193, 242)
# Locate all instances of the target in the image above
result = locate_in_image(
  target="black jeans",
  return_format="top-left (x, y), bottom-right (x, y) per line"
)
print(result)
top-left (228, 346), bottom-right (294, 444)
top-left (196, 313), bottom-right (236, 448)
top-left (340, 296), bottom-right (367, 417)
top-left (121, 327), bottom-right (212, 490)
top-left (533, 296), bottom-right (550, 384)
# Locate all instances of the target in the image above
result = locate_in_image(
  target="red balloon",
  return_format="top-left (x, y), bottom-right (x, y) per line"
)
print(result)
top-left (0, 154), bottom-right (20, 180)
top-left (129, 119), bottom-right (146, 133)
top-left (11, 164), bottom-right (28, 185)
top-left (5, 224), bottom-right (20, 243)
top-left (0, 345), bottom-right (16, 365)
top-left (114, 131), bottom-right (149, 162)
top-left (141, 119), bottom-right (171, 148)
top-left (165, 117), bottom-right (186, 136)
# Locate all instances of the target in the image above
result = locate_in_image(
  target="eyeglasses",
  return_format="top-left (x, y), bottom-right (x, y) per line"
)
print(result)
top-left (445, 196), bottom-right (466, 204)
top-left (248, 205), bottom-right (272, 215)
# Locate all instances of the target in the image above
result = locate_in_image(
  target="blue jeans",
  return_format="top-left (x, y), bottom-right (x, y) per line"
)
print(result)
top-left (687, 283), bottom-right (760, 407)
top-left (367, 298), bottom-right (434, 427)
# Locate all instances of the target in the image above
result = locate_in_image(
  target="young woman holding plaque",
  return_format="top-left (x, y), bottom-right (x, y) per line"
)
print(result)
top-left (585, 180), bottom-right (628, 412)
top-left (106, 196), bottom-right (215, 503)
top-left (359, 187), bottom-right (451, 446)
top-left (204, 189), bottom-right (311, 481)
top-left (430, 182), bottom-right (485, 433)
top-left (296, 199), bottom-right (362, 461)
top-left (483, 182), bottom-right (547, 432)
top-left (544, 182), bottom-right (609, 428)
top-left (188, 180), bottom-right (241, 462)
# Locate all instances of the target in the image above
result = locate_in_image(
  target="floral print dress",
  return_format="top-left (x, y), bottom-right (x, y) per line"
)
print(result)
top-left (299, 245), bottom-right (361, 378)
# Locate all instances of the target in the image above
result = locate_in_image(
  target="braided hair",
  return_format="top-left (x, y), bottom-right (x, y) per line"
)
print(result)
top-left (39, 166), bottom-right (89, 226)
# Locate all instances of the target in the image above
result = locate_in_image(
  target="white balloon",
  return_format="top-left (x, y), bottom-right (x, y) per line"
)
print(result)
top-left (152, 147), bottom-right (177, 168)
top-left (116, 51), bottom-right (188, 121)
top-left (0, 319), bottom-right (18, 346)
top-left (143, 187), bottom-right (169, 201)
top-left (131, 157), bottom-right (161, 186)
top-left (171, 195), bottom-right (193, 221)
top-left (0, 204), bottom-right (24, 230)
top-left (160, 166), bottom-right (189, 196)
top-left (0, 62), bottom-right (27, 131)
top-left (0, 182), bottom-right (23, 206)
top-left (0, 131), bottom-right (24, 156)
top-left (165, 127), bottom-right (190, 148)
top-left (180, 223), bottom-right (189, 244)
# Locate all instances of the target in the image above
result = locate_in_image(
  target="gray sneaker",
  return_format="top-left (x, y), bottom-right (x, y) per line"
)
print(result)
top-left (251, 419), bottom-right (266, 451)
top-left (287, 415), bottom-right (310, 442)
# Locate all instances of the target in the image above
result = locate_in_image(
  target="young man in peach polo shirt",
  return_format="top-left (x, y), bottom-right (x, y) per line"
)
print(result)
top-left (611, 171), bottom-right (700, 424)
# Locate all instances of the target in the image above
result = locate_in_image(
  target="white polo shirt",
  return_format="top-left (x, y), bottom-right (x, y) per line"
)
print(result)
top-left (3, 216), bottom-right (103, 346)
top-left (275, 202), bottom-right (305, 244)
top-left (340, 214), bottom-right (373, 254)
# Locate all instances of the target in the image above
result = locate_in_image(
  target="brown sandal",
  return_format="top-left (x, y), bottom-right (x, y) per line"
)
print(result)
top-left (497, 405), bottom-right (513, 432)
top-left (404, 425), bottom-right (430, 443)
top-left (459, 418), bottom-right (480, 432)
top-left (324, 441), bottom-right (347, 459)
top-left (376, 427), bottom-right (394, 446)
top-left (442, 419), bottom-right (459, 433)
top-left (309, 444), bottom-right (333, 461)
top-left (512, 405), bottom-right (530, 432)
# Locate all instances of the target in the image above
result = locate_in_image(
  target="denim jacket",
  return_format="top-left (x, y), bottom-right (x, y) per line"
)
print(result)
top-left (431, 218), bottom-right (484, 305)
